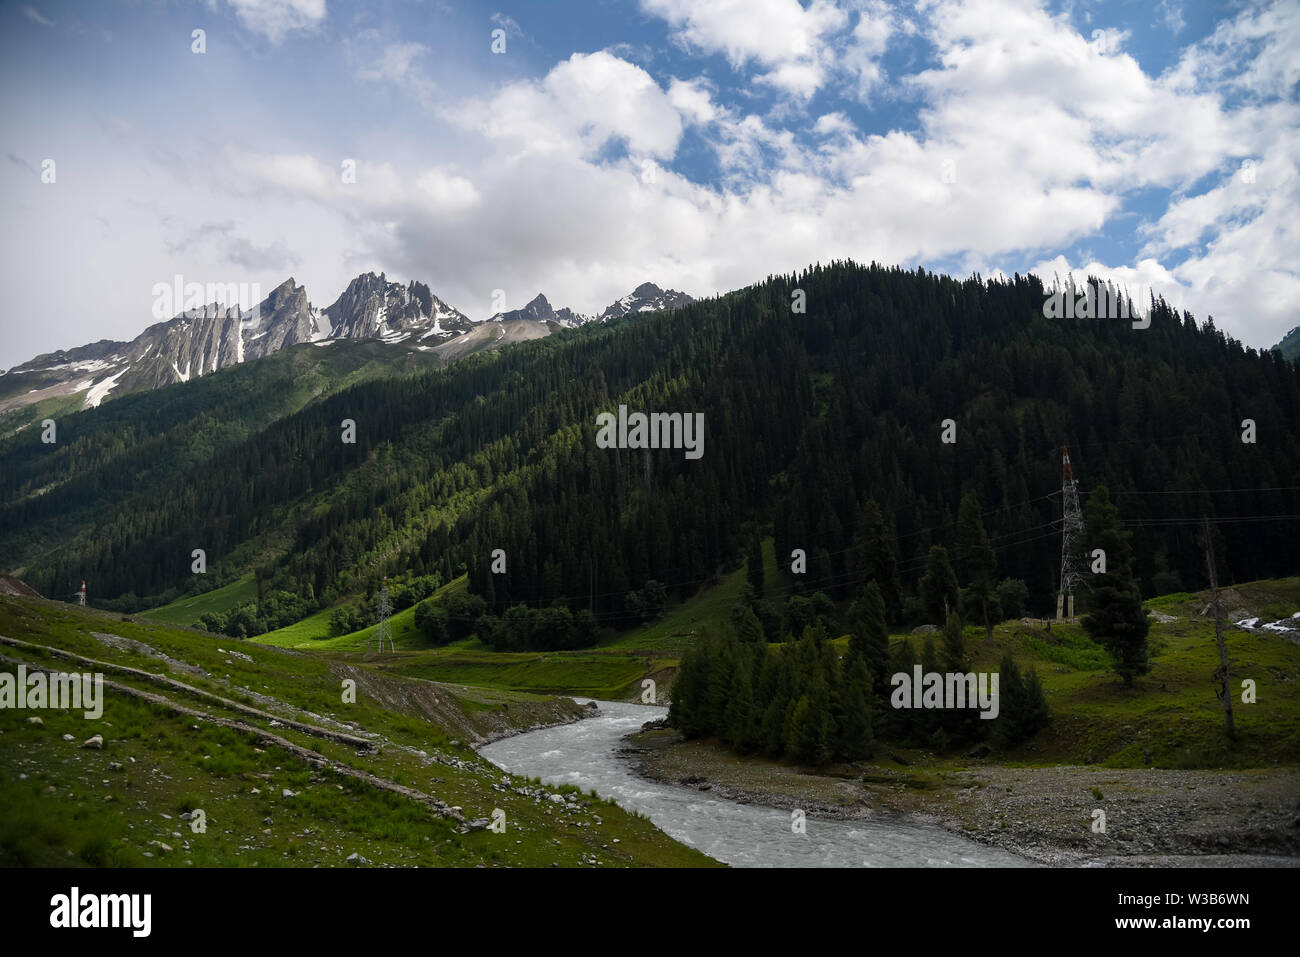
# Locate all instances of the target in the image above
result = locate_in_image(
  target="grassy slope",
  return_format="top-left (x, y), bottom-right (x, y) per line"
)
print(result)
top-left (0, 595), bottom-right (717, 868)
top-left (856, 578), bottom-right (1300, 769)
top-left (139, 576), bottom-right (257, 625)
top-left (254, 575), bottom-right (469, 650)
top-left (241, 522), bottom-right (1299, 770)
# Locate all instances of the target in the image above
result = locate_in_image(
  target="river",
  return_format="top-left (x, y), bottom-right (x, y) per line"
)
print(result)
top-left (479, 699), bottom-right (1031, 867)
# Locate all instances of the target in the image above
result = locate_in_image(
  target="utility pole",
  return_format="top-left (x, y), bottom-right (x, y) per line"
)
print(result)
top-left (1201, 516), bottom-right (1235, 738)
top-left (1056, 445), bottom-right (1084, 622)
top-left (369, 576), bottom-right (395, 654)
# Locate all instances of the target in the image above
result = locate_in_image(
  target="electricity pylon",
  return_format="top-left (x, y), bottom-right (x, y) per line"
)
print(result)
top-left (1056, 445), bottom-right (1084, 622)
top-left (369, 577), bottom-right (395, 653)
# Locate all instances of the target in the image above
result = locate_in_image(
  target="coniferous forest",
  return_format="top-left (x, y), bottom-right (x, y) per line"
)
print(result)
top-left (1, 263), bottom-right (1297, 653)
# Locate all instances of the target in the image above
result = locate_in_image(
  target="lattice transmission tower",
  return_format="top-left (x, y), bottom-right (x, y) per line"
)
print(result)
top-left (368, 576), bottom-right (396, 653)
top-left (1056, 446), bottom-right (1084, 622)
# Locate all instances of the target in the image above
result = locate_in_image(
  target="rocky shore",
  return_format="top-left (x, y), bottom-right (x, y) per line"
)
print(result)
top-left (623, 728), bottom-right (1300, 867)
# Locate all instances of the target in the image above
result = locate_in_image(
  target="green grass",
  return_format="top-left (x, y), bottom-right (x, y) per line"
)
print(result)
top-left (943, 581), bottom-right (1300, 768)
top-left (600, 540), bottom-right (779, 652)
top-left (376, 649), bottom-right (672, 699)
top-left (254, 575), bottom-right (468, 650)
top-left (0, 594), bottom-right (719, 868)
top-left (140, 576), bottom-right (258, 626)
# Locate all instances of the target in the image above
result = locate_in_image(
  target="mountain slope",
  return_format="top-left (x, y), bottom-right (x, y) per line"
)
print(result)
top-left (598, 282), bottom-right (694, 321)
top-left (2, 262), bottom-right (1296, 627)
top-left (0, 594), bottom-right (714, 867)
top-left (1, 277), bottom-right (695, 415)
top-left (1273, 326), bottom-right (1300, 362)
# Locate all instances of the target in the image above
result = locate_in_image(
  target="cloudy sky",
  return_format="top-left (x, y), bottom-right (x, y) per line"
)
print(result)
top-left (1, 0), bottom-right (1297, 368)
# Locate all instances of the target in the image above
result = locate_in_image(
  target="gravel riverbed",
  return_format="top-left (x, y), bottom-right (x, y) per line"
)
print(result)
top-left (625, 731), bottom-right (1300, 867)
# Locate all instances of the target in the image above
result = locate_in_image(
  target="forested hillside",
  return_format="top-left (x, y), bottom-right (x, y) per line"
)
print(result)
top-left (2, 263), bottom-right (1296, 636)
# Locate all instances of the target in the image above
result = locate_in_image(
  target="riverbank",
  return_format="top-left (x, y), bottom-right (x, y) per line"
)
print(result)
top-left (624, 729), bottom-right (1300, 867)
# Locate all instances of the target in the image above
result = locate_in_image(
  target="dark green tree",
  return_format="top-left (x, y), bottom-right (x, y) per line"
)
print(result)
top-left (918, 546), bottom-right (960, 626)
top-left (746, 535), bottom-right (765, 595)
top-left (848, 580), bottom-right (889, 695)
top-left (851, 499), bottom-right (902, 619)
top-left (957, 490), bottom-right (1000, 643)
top-left (1081, 485), bottom-right (1151, 686)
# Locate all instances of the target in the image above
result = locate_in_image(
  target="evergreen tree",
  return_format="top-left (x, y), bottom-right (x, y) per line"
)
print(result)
top-left (992, 652), bottom-right (1051, 747)
top-left (940, 611), bottom-right (965, 673)
top-left (1081, 485), bottom-right (1151, 686)
top-left (848, 580), bottom-right (889, 696)
top-left (918, 545), bottom-right (960, 626)
top-left (992, 652), bottom-right (1025, 749)
top-left (836, 655), bottom-right (874, 760)
top-left (851, 499), bottom-right (902, 620)
top-left (746, 535), bottom-right (765, 595)
top-left (957, 490), bottom-right (1000, 642)
top-left (737, 606), bottom-right (765, 644)
top-left (724, 659), bottom-right (757, 753)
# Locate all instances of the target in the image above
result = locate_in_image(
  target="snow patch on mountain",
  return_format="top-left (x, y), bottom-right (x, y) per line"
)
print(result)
top-left (84, 369), bottom-right (127, 408)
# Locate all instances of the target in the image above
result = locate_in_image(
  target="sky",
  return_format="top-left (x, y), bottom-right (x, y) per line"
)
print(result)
top-left (1, 0), bottom-right (1297, 369)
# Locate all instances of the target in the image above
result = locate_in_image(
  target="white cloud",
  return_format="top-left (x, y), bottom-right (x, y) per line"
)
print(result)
top-left (356, 42), bottom-right (437, 105)
top-left (22, 5), bottom-right (54, 27)
top-left (225, 0), bottom-right (326, 44)
top-left (415, 168), bottom-right (481, 211)
top-left (452, 52), bottom-right (684, 160)
top-left (667, 77), bottom-right (718, 125)
top-left (206, 0), bottom-right (1298, 347)
top-left (6, 0), bottom-right (1297, 368)
top-left (641, 0), bottom-right (848, 97)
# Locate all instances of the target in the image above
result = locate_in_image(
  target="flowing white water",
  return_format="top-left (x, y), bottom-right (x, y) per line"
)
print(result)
top-left (480, 699), bottom-right (1032, 867)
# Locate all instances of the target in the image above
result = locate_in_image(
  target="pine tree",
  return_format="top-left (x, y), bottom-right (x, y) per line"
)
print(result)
top-left (849, 580), bottom-right (890, 696)
top-left (737, 605), bottom-right (765, 644)
top-left (794, 674), bottom-right (835, 766)
top-left (957, 490), bottom-right (1000, 643)
top-left (992, 652), bottom-right (1024, 749)
top-left (724, 660), bottom-right (757, 753)
top-left (851, 499), bottom-right (902, 620)
top-left (836, 655), bottom-right (874, 760)
top-left (885, 637), bottom-right (916, 739)
top-left (1081, 485), bottom-right (1150, 686)
top-left (668, 644), bottom-right (700, 736)
top-left (940, 611), bottom-right (965, 673)
top-left (992, 652), bottom-right (1051, 747)
top-left (918, 545), bottom-right (960, 626)
top-left (746, 535), bottom-right (765, 595)
top-left (1019, 668), bottom-right (1050, 739)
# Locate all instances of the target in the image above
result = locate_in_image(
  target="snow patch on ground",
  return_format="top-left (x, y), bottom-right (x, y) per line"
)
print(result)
top-left (28, 358), bottom-right (115, 375)
top-left (84, 368), bottom-right (127, 408)
top-left (419, 314), bottom-right (448, 340)
top-left (309, 307), bottom-right (334, 342)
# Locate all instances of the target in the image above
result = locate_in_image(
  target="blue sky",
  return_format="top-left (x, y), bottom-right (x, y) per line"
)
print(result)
top-left (2, 0), bottom-right (1297, 368)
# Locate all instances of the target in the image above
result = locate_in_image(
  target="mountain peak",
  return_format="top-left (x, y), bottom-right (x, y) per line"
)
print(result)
top-left (599, 282), bottom-right (694, 322)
